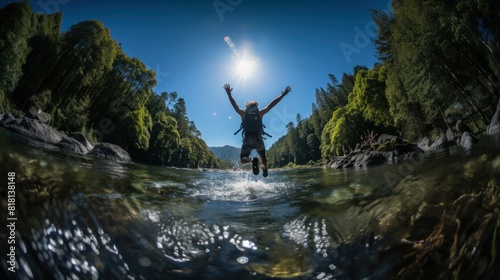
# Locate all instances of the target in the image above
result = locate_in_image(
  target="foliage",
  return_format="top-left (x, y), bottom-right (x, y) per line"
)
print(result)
top-left (347, 64), bottom-right (393, 127)
top-left (2, 0), bottom-right (498, 169)
top-left (268, 69), bottom-right (361, 167)
top-left (270, 0), bottom-right (499, 167)
top-left (29, 90), bottom-right (52, 111)
top-left (372, 0), bottom-right (499, 135)
top-left (0, 1), bottom-right (32, 94)
top-left (320, 107), bottom-right (365, 158)
top-left (0, 2), bottom-right (225, 169)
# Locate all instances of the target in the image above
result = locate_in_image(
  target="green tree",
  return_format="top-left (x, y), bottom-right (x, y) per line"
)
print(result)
top-left (0, 1), bottom-right (32, 104)
top-left (47, 21), bottom-right (117, 101)
top-left (347, 64), bottom-right (393, 127)
top-left (268, 67), bottom-right (364, 167)
top-left (143, 92), bottom-right (180, 165)
top-left (321, 107), bottom-right (364, 158)
top-left (372, 0), bottom-right (500, 138)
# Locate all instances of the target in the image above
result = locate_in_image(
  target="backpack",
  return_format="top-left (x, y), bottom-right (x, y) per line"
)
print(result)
top-left (234, 105), bottom-right (272, 138)
top-left (242, 105), bottom-right (262, 134)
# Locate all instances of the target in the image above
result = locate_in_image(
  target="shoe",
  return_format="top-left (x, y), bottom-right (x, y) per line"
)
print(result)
top-left (252, 157), bottom-right (259, 175)
top-left (262, 168), bottom-right (268, 177)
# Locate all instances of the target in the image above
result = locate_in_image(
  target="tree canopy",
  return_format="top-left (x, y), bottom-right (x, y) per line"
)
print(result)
top-left (0, 1), bottom-right (226, 169)
top-left (269, 0), bottom-right (499, 166)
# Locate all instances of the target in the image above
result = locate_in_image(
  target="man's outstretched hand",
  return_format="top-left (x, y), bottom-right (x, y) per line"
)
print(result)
top-left (282, 86), bottom-right (292, 97)
top-left (224, 84), bottom-right (232, 95)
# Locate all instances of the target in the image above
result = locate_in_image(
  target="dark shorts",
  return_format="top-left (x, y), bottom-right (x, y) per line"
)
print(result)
top-left (240, 135), bottom-right (265, 159)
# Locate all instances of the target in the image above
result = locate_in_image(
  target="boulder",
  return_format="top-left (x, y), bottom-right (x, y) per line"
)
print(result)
top-left (0, 112), bottom-right (16, 126)
top-left (56, 137), bottom-right (89, 154)
top-left (364, 151), bottom-right (387, 167)
top-left (428, 134), bottom-right (455, 151)
top-left (355, 151), bottom-right (386, 167)
top-left (88, 142), bottom-right (131, 162)
top-left (26, 106), bottom-right (51, 124)
top-left (377, 136), bottom-right (417, 154)
top-left (331, 156), bottom-right (348, 169)
top-left (377, 134), bottom-right (400, 145)
top-left (68, 132), bottom-right (94, 152)
top-left (485, 101), bottom-right (500, 135)
top-left (459, 131), bottom-right (478, 149)
top-left (1, 116), bottom-right (65, 144)
top-left (455, 120), bottom-right (472, 134)
top-left (417, 137), bottom-right (432, 151)
top-left (446, 127), bottom-right (456, 142)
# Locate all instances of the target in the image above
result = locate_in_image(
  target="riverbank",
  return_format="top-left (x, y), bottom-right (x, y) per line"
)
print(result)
top-left (2, 99), bottom-right (500, 171)
top-left (308, 100), bottom-right (500, 170)
top-left (0, 109), bottom-right (132, 163)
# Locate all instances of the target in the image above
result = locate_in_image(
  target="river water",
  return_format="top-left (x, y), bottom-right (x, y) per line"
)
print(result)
top-left (0, 128), bottom-right (499, 279)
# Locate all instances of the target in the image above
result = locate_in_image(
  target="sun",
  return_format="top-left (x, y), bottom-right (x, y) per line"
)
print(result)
top-left (236, 59), bottom-right (256, 78)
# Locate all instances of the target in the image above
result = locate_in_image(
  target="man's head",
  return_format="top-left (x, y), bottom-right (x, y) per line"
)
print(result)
top-left (246, 101), bottom-right (258, 108)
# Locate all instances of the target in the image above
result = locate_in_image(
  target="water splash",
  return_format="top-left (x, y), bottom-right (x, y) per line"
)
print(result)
top-left (189, 171), bottom-right (290, 201)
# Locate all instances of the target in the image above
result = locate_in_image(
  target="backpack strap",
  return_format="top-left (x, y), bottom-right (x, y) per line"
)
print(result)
top-left (235, 124), bottom-right (273, 139)
top-left (234, 124), bottom-right (243, 135)
top-left (262, 124), bottom-right (272, 138)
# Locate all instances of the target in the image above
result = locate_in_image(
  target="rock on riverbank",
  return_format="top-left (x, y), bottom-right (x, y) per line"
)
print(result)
top-left (0, 110), bottom-right (131, 163)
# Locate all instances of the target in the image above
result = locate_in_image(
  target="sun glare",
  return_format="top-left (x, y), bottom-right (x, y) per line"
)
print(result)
top-left (236, 59), bottom-right (256, 78)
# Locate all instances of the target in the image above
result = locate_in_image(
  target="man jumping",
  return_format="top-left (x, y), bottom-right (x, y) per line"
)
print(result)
top-left (224, 83), bottom-right (292, 177)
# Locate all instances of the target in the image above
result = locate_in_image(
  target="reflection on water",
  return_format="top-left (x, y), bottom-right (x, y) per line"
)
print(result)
top-left (0, 128), bottom-right (499, 279)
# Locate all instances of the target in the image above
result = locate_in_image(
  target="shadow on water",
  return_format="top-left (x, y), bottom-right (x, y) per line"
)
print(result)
top-left (0, 128), bottom-right (499, 279)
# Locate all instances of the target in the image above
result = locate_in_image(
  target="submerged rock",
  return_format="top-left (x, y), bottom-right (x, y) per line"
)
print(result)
top-left (88, 142), bottom-right (131, 162)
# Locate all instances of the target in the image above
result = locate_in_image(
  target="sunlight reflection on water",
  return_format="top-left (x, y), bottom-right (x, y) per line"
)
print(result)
top-left (2, 129), bottom-right (499, 279)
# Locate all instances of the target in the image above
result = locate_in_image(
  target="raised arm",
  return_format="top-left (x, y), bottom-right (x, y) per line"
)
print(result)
top-left (224, 84), bottom-right (244, 117)
top-left (260, 86), bottom-right (292, 116)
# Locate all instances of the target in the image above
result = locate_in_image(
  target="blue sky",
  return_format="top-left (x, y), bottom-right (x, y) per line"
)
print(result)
top-left (8, 0), bottom-right (391, 147)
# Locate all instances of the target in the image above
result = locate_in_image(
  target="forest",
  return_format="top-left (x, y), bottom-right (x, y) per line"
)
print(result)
top-left (267, 0), bottom-right (499, 167)
top-left (0, 1), bottom-right (226, 168)
top-left (1, 0), bottom-right (499, 169)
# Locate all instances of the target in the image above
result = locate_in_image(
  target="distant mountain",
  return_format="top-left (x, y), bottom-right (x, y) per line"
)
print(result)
top-left (208, 145), bottom-right (259, 163)
top-left (209, 145), bottom-right (240, 163)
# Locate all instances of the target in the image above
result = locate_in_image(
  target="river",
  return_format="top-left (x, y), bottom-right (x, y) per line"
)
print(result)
top-left (0, 128), bottom-right (499, 279)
